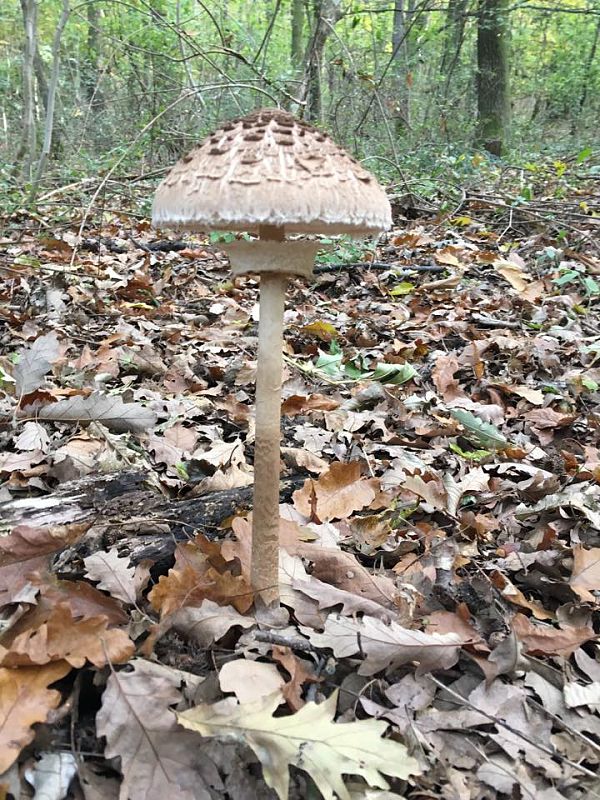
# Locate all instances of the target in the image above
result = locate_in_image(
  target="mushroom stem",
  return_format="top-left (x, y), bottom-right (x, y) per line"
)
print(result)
top-left (252, 226), bottom-right (287, 611)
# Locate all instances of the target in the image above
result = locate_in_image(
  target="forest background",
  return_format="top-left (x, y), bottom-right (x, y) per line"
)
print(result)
top-left (2, 0), bottom-right (599, 208)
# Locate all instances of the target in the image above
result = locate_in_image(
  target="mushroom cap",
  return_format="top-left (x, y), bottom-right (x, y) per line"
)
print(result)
top-left (152, 108), bottom-right (391, 235)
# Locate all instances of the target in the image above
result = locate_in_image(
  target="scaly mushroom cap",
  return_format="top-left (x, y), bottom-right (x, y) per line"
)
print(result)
top-left (152, 108), bottom-right (391, 235)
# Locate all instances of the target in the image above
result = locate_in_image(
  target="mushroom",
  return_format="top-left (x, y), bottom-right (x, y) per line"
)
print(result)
top-left (152, 108), bottom-right (391, 619)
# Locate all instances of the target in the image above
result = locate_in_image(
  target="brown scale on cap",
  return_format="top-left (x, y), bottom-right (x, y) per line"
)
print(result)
top-left (152, 108), bottom-right (391, 235)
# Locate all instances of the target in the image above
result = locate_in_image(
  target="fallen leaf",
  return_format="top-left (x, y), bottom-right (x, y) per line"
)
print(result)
top-left (308, 548), bottom-right (398, 609)
top-left (301, 320), bottom-right (339, 341)
top-left (304, 614), bottom-right (464, 675)
top-left (293, 462), bottom-right (376, 522)
top-left (281, 446), bottom-right (329, 474)
top-left (0, 522), bottom-right (91, 567)
top-left (443, 468), bottom-right (489, 516)
top-left (219, 659), bottom-right (284, 704)
top-left (431, 353), bottom-right (466, 402)
top-left (0, 602), bottom-right (134, 668)
top-left (177, 690), bottom-right (419, 800)
top-left (148, 540), bottom-right (253, 616)
top-left (0, 556), bottom-right (49, 607)
top-left (0, 661), bottom-right (71, 772)
top-left (167, 600), bottom-right (255, 647)
top-left (490, 571), bottom-right (553, 619)
top-left (494, 259), bottom-right (529, 291)
top-left (570, 545), bottom-right (600, 602)
top-left (292, 573), bottom-right (397, 621)
top-left (512, 613), bottom-right (595, 657)
top-left (402, 474), bottom-right (447, 512)
top-left (97, 659), bottom-right (219, 800)
top-left (14, 421), bottom-right (50, 452)
top-left (564, 681), bottom-right (600, 710)
top-left (38, 392), bottom-right (157, 433)
top-left (84, 548), bottom-right (150, 605)
top-left (435, 248), bottom-right (461, 267)
top-left (24, 752), bottom-right (77, 800)
top-left (282, 394), bottom-right (340, 416)
top-left (272, 646), bottom-right (320, 710)
top-left (516, 484), bottom-right (600, 529)
top-left (14, 332), bottom-right (61, 397)
top-left (525, 408), bottom-right (576, 430)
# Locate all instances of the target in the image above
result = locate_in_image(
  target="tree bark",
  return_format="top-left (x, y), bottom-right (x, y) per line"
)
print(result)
top-left (476, 0), bottom-right (511, 156)
top-left (29, 0), bottom-right (70, 204)
top-left (441, 0), bottom-right (467, 81)
top-left (15, 0), bottom-right (38, 180)
top-left (577, 14), bottom-right (600, 118)
top-left (392, 1), bottom-right (410, 131)
top-left (85, 2), bottom-right (103, 108)
top-left (304, 0), bottom-right (341, 122)
top-left (33, 46), bottom-right (48, 115)
top-left (291, 0), bottom-right (304, 69)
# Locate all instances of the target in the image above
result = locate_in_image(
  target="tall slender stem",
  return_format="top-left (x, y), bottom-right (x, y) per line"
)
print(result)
top-left (252, 226), bottom-right (286, 610)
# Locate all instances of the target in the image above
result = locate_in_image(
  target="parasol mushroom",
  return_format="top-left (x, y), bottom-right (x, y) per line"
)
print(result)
top-left (152, 108), bottom-right (391, 619)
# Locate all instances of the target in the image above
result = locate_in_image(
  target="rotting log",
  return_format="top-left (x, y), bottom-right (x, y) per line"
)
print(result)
top-left (0, 470), bottom-right (303, 569)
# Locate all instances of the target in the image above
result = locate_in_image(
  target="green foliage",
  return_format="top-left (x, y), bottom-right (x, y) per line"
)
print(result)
top-left (449, 408), bottom-right (508, 450)
top-left (316, 237), bottom-right (370, 265)
top-left (313, 342), bottom-right (417, 385)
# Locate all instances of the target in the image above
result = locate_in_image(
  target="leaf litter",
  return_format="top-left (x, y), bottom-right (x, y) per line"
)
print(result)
top-left (0, 170), bottom-right (600, 798)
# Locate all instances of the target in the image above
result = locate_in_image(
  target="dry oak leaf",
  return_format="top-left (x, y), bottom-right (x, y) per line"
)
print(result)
top-left (281, 446), bottom-right (329, 474)
top-left (177, 689), bottom-right (419, 800)
top-left (0, 556), bottom-right (49, 608)
top-left (569, 545), bottom-right (600, 603)
top-left (219, 659), bottom-right (285, 704)
top-left (38, 392), bottom-right (157, 433)
top-left (490, 570), bottom-right (553, 620)
top-left (512, 613), bottom-right (596, 657)
top-left (403, 469), bottom-right (489, 517)
top-left (279, 550), bottom-right (328, 629)
top-left (305, 548), bottom-right (398, 610)
top-left (493, 259), bottom-right (530, 292)
top-left (401, 474), bottom-right (447, 512)
top-left (272, 645), bottom-right (321, 711)
top-left (97, 659), bottom-right (220, 800)
top-left (524, 408), bottom-right (577, 430)
top-left (516, 484), bottom-right (600, 530)
top-left (15, 421), bottom-right (50, 452)
top-left (14, 331), bottom-right (61, 397)
top-left (431, 353), bottom-right (467, 403)
top-left (292, 573), bottom-right (397, 622)
top-left (0, 602), bottom-right (134, 668)
top-left (281, 393), bottom-right (340, 416)
top-left (167, 600), bottom-right (255, 648)
top-left (84, 548), bottom-right (150, 605)
top-left (293, 462), bottom-right (376, 522)
top-left (35, 578), bottom-right (129, 626)
top-left (0, 660), bottom-right (71, 773)
top-left (304, 614), bottom-right (463, 676)
top-left (0, 521), bottom-right (91, 567)
top-left (148, 540), bottom-right (253, 616)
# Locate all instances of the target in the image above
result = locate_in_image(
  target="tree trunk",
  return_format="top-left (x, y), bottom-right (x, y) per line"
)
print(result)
top-left (441, 0), bottom-right (467, 80)
top-left (15, 0), bottom-right (38, 180)
top-left (576, 14), bottom-right (600, 120)
top-left (476, 0), bottom-right (511, 156)
top-left (33, 46), bottom-right (48, 115)
top-left (391, 1), bottom-right (410, 131)
top-left (291, 0), bottom-right (304, 69)
top-left (304, 0), bottom-right (341, 123)
top-left (30, 0), bottom-right (70, 204)
top-left (86, 2), bottom-right (103, 108)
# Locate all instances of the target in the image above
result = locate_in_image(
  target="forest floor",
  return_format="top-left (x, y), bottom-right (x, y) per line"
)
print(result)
top-left (1, 156), bottom-right (600, 800)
